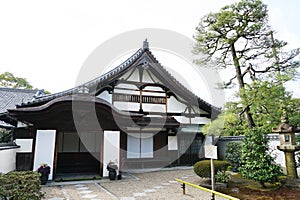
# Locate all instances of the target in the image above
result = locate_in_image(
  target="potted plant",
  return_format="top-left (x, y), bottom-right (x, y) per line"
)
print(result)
top-left (37, 163), bottom-right (51, 185)
top-left (106, 161), bottom-right (118, 180)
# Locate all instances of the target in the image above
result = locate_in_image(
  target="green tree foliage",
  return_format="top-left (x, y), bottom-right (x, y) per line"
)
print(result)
top-left (205, 81), bottom-right (300, 136)
top-left (239, 127), bottom-right (282, 188)
top-left (0, 128), bottom-right (12, 143)
top-left (225, 141), bottom-right (242, 168)
top-left (202, 110), bottom-right (242, 136)
top-left (193, 0), bottom-right (300, 128)
top-left (0, 71), bottom-right (51, 94)
top-left (288, 98), bottom-right (300, 126)
top-left (0, 72), bottom-right (33, 89)
top-left (0, 171), bottom-right (44, 199)
top-left (241, 80), bottom-right (300, 131)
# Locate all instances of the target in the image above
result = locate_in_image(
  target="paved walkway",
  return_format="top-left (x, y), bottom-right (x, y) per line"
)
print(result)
top-left (42, 168), bottom-right (228, 200)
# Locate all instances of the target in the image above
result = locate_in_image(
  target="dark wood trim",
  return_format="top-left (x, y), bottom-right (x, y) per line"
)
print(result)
top-left (31, 128), bottom-right (36, 171)
top-left (13, 128), bottom-right (33, 139)
top-left (114, 86), bottom-right (166, 94)
top-left (99, 131), bottom-right (104, 177)
top-left (112, 90), bottom-right (167, 104)
top-left (53, 130), bottom-right (59, 180)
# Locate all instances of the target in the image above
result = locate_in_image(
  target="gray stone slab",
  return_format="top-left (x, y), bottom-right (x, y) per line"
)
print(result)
top-left (82, 194), bottom-right (98, 198)
top-left (133, 192), bottom-right (147, 197)
top-left (168, 180), bottom-right (178, 184)
top-left (79, 190), bottom-right (93, 194)
top-left (120, 197), bottom-right (136, 200)
top-left (76, 187), bottom-right (89, 190)
top-left (144, 189), bottom-right (156, 193)
top-left (75, 184), bottom-right (86, 187)
top-left (153, 185), bottom-right (164, 189)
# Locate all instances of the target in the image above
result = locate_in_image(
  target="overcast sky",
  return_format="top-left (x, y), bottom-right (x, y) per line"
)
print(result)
top-left (0, 0), bottom-right (299, 102)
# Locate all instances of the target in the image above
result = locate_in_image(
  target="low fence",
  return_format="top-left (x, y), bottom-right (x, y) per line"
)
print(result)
top-left (176, 179), bottom-right (239, 200)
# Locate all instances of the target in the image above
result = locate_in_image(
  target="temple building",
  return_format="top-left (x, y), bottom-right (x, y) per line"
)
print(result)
top-left (0, 40), bottom-right (219, 179)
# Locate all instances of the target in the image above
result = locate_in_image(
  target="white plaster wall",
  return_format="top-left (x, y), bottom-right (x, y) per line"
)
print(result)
top-left (167, 96), bottom-right (186, 113)
top-left (168, 136), bottom-right (178, 150)
top-left (114, 101), bottom-right (140, 111)
top-left (269, 139), bottom-right (286, 172)
top-left (97, 91), bottom-right (112, 104)
top-left (0, 148), bottom-right (18, 173)
top-left (142, 70), bottom-right (153, 83)
top-left (143, 104), bottom-right (166, 112)
top-left (33, 130), bottom-right (56, 180)
top-left (174, 116), bottom-right (190, 124)
top-left (191, 117), bottom-right (211, 124)
top-left (15, 139), bottom-right (33, 152)
top-left (125, 69), bottom-right (139, 82)
top-left (103, 131), bottom-right (120, 177)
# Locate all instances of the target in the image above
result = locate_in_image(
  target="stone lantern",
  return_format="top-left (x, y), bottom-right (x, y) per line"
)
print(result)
top-left (272, 115), bottom-right (300, 179)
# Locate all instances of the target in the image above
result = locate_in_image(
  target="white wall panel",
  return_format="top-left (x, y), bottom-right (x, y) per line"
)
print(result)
top-left (167, 96), bottom-right (186, 113)
top-left (15, 139), bottom-right (33, 152)
top-left (33, 130), bottom-right (56, 180)
top-left (0, 147), bottom-right (18, 173)
top-left (103, 131), bottom-right (120, 177)
top-left (127, 135), bottom-right (140, 158)
top-left (168, 136), bottom-right (178, 150)
top-left (191, 117), bottom-right (211, 124)
top-left (141, 134), bottom-right (153, 158)
top-left (97, 91), bottom-right (112, 103)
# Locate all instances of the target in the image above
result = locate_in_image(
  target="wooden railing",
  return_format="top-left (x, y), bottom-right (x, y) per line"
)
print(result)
top-left (175, 179), bottom-right (239, 200)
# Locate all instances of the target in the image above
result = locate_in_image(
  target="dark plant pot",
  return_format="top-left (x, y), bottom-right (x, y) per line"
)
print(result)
top-left (117, 174), bottom-right (122, 180)
top-left (232, 167), bottom-right (238, 172)
top-left (108, 170), bottom-right (117, 180)
top-left (40, 173), bottom-right (49, 185)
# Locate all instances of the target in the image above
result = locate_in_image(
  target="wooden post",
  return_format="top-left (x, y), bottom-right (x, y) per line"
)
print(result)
top-left (211, 158), bottom-right (215, 200)
top-left (181, 183), bottom-right (186, 194)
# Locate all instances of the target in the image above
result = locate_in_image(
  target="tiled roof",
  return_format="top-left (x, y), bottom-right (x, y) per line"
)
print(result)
top-left (0, 87), bottom-right (43, 113)
top-left (16, 40), bottom-right (220, 113)
top-left (18, 48), bottom-right (145, 107)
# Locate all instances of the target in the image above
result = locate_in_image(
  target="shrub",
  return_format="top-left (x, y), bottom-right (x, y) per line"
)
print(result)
top-left (225, 141), bottom-right (242, 168)
top-left (0, 171), bottom-right (44, 200)
top-left (194, 160), bottom-right (230, 178)
top-left (239, 127), bottom-right (282, 188)
top-left (215, 171), bottom-right (231, 183)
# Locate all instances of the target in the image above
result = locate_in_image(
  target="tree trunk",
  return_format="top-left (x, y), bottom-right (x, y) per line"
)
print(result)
top-left (230, 43), bottom-right (255, 128)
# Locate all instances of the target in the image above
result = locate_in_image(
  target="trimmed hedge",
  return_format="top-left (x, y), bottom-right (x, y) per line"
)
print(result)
top-left (194, 160), bottom-right (230, 178)
top-left (0, 171), bottom-right (44, 200)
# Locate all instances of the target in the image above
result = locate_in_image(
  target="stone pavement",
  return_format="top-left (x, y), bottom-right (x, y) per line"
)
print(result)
top-left (42, 168), bottom-right (229, 200)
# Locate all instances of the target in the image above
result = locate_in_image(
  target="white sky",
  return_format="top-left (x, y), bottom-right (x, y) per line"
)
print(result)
top-left (0, 0), bottom-right (299, 103)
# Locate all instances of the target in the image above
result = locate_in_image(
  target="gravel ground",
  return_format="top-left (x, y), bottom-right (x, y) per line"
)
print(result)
top-left (42, 168), bottom-right (230, 200)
